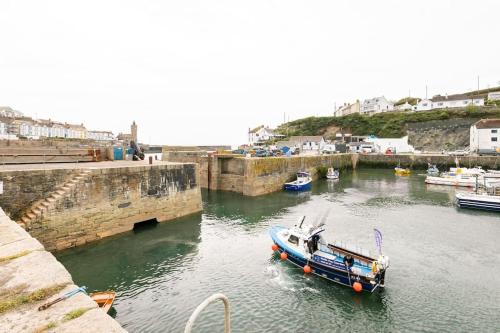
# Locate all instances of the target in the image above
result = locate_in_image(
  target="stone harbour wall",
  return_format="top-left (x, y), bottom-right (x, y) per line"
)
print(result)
top-left (0, 163), bottom-right (202, 251)
top-left (0, 207), bottom-right (126, 332)
top-left (357, 154), bottom-right (500, 169)
top-left (163, 151), bottom-right (209, 188)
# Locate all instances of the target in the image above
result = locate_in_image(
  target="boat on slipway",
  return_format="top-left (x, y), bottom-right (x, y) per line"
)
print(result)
top-left (284, 172), bottom-right (312, 191)
top-left (269, 217), bottom-right (389, 293)
top-left (326, 168), bottom-right (339, 180)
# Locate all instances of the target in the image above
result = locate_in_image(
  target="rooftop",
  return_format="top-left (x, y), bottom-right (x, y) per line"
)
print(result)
top-left (474, 119), bottom-right (500, 129)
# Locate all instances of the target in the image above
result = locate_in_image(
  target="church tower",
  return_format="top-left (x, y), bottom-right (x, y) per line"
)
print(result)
top-left (131, 121), bottom-right (138, 143)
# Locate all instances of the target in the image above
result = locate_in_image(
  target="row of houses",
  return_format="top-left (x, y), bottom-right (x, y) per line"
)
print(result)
top-left (0, 106), bottom-right (115, 141)
top-left (335, 90), bottom-right (500, 117)
top-left (274, 119), bottom-right (500, 155)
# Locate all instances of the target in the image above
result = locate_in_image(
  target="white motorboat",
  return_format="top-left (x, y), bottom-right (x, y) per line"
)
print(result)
top-left (326, 168), bottom-right (339, 180)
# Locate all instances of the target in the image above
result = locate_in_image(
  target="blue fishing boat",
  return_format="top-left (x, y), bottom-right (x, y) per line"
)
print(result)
top-left (270, 217), bottom-right (389, 293)
top-left (283, 172), bottom-right (312, 191)
top-left (456, 192), bottom-right (500, 212)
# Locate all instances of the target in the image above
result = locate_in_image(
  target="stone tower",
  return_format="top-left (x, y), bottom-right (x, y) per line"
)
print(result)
top-left (131, 121), bottom-right (137, 143)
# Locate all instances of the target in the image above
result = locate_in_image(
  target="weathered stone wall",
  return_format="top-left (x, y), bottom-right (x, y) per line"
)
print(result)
top-left (358, 154), bottom-right (500, 169)
top-left (0, 208), bottom-right (126, 332)
top-left (1, 164), bottom-right (202, 251)
top-left (163, 151), bottom-right (209, 188)
top-left (242, 154), bottom-right (354, 196)
top-left (0, 169), bottom-right (76, 220)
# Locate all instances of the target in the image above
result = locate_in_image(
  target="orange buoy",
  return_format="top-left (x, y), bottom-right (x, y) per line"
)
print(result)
top-left (272, 244), bottom-right (279, 251)
top-left (353, 282), bottom-right (362, 293)
top-left (280, 252), bottom-right (288, 260)
top-left (303, 265), bottom-right (311, 274)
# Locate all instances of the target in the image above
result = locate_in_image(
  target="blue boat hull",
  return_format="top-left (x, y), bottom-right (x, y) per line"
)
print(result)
top-left (283, 181), bottom-right (312, 191)
top-left (270, 226), bottom-right (383, 292)
top-left (457, 198), bottom-right (500, 212)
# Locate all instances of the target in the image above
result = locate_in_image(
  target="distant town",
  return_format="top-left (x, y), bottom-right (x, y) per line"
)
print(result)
top-left (0, 106), bottom-right (132, 142)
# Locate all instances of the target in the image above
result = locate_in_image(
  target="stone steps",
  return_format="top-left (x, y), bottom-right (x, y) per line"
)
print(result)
top-left (17, 170), bottom-right (93, 230)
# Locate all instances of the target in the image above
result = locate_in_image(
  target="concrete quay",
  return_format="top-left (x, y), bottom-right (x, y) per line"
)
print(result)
top-left (0, 207), bottom-right (126, 333)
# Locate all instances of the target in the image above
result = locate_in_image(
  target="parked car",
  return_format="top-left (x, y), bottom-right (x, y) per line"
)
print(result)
top-left (231, 149), bottom-right (246, 155)
top-left (255, 149), bottom-right (271, 157)
top-left (445, 149), bottom-right (469, 156)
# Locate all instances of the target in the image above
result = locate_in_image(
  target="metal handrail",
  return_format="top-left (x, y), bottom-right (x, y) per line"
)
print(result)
top-left (184, 293), bottom-right (230, 333)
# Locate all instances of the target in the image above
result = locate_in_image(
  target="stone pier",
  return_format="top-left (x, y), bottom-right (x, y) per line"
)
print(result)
top-left (0, 207), bottom-right (126, 332)
top-left (0, 161), bottom-right (203, 251)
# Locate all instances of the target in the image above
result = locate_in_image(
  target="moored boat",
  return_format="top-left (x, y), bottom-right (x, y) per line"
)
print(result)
top-left (427, 164), bottom-right (439, 177)
top-left (456, 192), bottom-right (500, 212)
top-left (326, 168), bottom-right (339, 180)
top-left (284, 172), bottom-right (312, 191)
top-left (90, 291), bottom-right (116, 314)
top-left (395, 167), bottom-right (410, 176)
top-left (269, 217), bottom-right (389, 293)
top-left (425, 174), bottom-right (478, 187)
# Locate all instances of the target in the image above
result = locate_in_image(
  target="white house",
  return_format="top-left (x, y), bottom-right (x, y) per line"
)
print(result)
top-left (248, 125), bottom-right (285, 145)
top-left (487, 92), bottom-right (500, 101)
top-left (289, 136), bottom-right (325, 153)
top-left (366, 136), bottom-right (414, 154)
top-left (415, 94), bottom-right (484, 111)
top-left (470, 119), bottom-right (500, 154)
top-left (394, 101), bottom-right (413, 111)
top-left (87, 130), bottom-right (115, 141)
top-left (361, 97), bottom-right (394, 115)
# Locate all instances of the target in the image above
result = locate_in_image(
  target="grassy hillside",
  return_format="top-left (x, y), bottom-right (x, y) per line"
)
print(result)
top-left (277, 106), bottom-right (500, 139)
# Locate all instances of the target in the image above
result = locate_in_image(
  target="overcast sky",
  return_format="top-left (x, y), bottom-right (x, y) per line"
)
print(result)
top-left (1, 0), bottom-right (499, 146)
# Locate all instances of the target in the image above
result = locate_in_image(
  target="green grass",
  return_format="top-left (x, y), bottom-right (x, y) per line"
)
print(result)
top-left (277, 107), bottom-right (500, 139)
top-left (0, 284), bottom-right (68, 314)
top-left (63, 307), bottom-right (91, 321)
top-left (0, 250), bottom-right (32, 264)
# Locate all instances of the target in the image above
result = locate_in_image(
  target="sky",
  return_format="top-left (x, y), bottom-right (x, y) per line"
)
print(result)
top-left (1, 0), bottom-right (499, 146)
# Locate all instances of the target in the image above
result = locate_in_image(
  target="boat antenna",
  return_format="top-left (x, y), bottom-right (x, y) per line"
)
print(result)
top-left (298, 216), bottom-right (306, 228)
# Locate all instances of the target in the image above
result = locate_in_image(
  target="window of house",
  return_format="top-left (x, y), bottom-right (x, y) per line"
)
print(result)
top-left (492, 130), bottom-right (498, 134)
top-left (438, 102), bottom-right (443, 106)
top-left (463, 101), bottom-right (468, 105)
top-left (423, 103), bottom-right (427, 106)
top-left (492, 137), bottom-right (498, 142)
top-left (288, 235), bottom-right (299, 245)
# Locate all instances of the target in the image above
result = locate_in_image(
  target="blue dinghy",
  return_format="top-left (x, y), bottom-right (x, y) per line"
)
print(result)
top-left (270, 217), bottom-right (390, 293)
top-left (284, 172), bottom-right (312, 191)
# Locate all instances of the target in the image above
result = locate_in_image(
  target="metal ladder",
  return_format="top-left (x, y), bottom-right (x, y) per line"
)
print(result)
top-left (184, 293), bottom-right (231, 333)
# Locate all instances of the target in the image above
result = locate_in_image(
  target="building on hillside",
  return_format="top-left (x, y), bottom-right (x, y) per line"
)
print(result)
top-left (395, 101), bottom-right (413, 111)
top-left (87, 130), bottom-right (115, 141)
top-left (335, 101), bottom-right (360, 117)
top-left (248, 125), bottom-right (285, 145)
top-left (470, 119), bottom-right (500, 154)
top-left (365, 136), bottom-right (414, 154)
top-left (289, 136), bottom-right (325, 152)
top-left (361, 97), bottom-right (394, 115)
top-left (414, 94), bottom-right (484, 111)
top-left (488, 92), bottom-right (500, 101)
top-left (65, 123), bottom-right (86, 139)
top-left (0, 106), bottom-right (23, 118)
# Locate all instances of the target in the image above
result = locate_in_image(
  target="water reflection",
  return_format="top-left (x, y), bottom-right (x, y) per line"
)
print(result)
top-left (57, 213), bottom-right (202, 296)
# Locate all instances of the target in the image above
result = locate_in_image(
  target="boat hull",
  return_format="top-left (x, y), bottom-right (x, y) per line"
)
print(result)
top-left (270, 226), bottom-right (383, 292)
top-left (425, 176), bottom-right (476, 187)
top-left (283, 181), bottom-right (312, 191)
top-left (456, 193), bottom-right (500, 212)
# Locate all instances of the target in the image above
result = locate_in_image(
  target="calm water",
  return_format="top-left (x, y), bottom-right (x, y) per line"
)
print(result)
top-left (56, 169), bottom-right (500, 333)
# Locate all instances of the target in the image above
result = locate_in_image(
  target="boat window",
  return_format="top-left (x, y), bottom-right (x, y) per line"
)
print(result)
top-left (288, 235), bottom-right (299, 245)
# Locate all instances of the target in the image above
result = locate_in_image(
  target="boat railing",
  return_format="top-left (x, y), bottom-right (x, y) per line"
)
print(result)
top-left (184, 293), bottom-right (231, 333)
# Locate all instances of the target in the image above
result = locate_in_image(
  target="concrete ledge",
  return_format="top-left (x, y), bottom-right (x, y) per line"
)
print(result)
top-left (0, 207), bottom-right (126, 332)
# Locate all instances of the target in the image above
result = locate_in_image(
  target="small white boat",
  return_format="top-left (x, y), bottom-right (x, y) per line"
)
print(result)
top-left (326, 168), bottom-right (339, 180)
top-left (425, 174), bottom-right (478, 187)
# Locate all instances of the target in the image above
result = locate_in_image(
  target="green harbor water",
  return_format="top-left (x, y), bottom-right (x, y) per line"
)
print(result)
top-left (56, 168), bottom-right (500, 333)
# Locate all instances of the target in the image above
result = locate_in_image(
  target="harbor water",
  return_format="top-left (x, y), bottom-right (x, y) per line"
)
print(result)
top-left (56, 169), bottom-right (500, 333)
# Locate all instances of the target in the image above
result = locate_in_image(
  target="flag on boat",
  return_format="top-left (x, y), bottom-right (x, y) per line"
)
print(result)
top-left (374, 228), bottom-right (383, 254)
